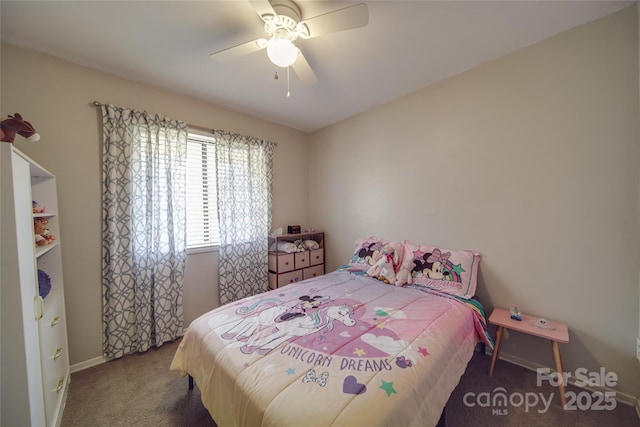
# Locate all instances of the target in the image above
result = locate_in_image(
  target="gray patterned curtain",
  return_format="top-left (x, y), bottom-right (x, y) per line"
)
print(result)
top-left (101, 104), bottom-right (188, 359)
top-left (214, 130), bottom-right (275, 304)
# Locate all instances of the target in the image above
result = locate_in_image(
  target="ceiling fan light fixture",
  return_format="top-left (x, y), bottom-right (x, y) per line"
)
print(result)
top-left (267, 37), bottom-right (298, 68)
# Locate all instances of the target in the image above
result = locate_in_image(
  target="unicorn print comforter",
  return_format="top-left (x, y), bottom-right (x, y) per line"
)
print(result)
top-left (171, 270), bottom-right (491, 427)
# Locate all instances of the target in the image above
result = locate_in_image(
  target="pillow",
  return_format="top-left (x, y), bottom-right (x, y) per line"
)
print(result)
top-left (348, 236), bottom-right (388, 271)
top-left (402, 242), bottom-right (481, 298)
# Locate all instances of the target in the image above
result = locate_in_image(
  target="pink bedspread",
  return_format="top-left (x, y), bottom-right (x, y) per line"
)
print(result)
top-left (171, 270), bottom-right (486, 427)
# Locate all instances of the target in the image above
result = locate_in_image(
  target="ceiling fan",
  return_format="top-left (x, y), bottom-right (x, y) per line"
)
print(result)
top-left (210, 0), bottom-right (369, 85)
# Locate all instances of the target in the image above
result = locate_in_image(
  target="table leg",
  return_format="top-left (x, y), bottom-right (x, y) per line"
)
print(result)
top-left (488, 326), bottom-right (504, 376)
top-left (551, 341), bottom-right (566, 409)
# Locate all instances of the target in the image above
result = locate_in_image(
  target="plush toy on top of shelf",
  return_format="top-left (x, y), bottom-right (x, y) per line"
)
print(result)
top-left (0, 113), bottom-right (40, 143)
top-left (34, 217), bottom-right (55, 247)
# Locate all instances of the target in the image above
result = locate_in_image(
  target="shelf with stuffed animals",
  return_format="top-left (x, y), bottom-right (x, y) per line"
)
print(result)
top-left (31, 177), bottom-right (64, 296)
top-left (33, 204), bottom-right (60, 259)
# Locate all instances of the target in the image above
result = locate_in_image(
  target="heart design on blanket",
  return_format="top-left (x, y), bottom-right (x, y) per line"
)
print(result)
top-left (343, 375), bottom-right (367, 395)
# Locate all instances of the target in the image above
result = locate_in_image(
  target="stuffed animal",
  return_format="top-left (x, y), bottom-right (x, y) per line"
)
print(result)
top-left (367, 243), bottom-right (399, 284)
top-left (34, 217), bottom-right (54, 246)
top-left (32, 201), bottom-right (46, 213)
top-left (42, 227), bottom-right (55, 244)
top-left (394, 251), bottom-right (414, 286)
top-left (0, 113), bottom-right (40, 143)
top-left (37, 269), bottom-right (52, 298)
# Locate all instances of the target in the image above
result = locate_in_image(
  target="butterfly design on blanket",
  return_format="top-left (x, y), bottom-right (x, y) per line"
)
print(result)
top-left (302, 369), bottom-right (329, 387)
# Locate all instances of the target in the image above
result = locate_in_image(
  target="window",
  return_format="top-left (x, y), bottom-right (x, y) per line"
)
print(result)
top-left (186, 132), bottom-right (219, 249)
top-left (130, 124), bottom-right (180, 255)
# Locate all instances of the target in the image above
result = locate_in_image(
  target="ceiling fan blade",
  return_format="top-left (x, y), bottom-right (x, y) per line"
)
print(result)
top-left (210, 38), bottom-right (267, 63)
top-left (299, 3), bottom-right (368, 39)
top-left (292, 50), bottom-right (317, 85)
top-left (248, 0), bottom-right (276, 20)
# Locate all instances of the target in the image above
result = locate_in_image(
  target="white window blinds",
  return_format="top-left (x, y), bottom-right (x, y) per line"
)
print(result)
top-left (186, 133), bottom-right (219, 248)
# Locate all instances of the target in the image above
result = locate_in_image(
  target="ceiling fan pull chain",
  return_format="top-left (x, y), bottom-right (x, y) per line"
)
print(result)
top-left (287, 66), bottom-right (291, 98)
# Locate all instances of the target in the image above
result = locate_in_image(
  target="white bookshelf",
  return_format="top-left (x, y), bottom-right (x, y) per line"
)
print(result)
top-left (1, 143), bottom-right (70, 427)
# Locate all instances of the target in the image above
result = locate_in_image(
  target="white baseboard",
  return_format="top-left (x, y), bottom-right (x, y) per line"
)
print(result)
top-left (69, 334), bottom-right (184, 374)
top-left (489, 350), bottom-right (637, 407)
top-left (70, 355), bottom-right (108, 373)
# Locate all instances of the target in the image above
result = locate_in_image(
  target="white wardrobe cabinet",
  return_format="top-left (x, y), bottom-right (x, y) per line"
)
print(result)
top-left (1, 143), bottom-right (70, 427)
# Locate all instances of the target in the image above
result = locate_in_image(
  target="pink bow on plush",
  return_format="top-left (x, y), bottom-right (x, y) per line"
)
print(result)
top-left (427, 249), bottom-right (451, 264)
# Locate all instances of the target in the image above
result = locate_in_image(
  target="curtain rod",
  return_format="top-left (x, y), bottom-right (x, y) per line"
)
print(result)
top-left (91, 102), bottom-right (278, 146)
top-left (91, 101), bottom-right (213, 134)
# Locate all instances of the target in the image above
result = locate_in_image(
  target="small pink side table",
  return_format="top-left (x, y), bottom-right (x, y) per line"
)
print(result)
top-left (488, 308), bottom-right (569, 408)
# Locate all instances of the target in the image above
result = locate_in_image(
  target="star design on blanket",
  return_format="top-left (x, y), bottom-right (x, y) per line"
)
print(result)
top-left (286, 368), bottom-right (295, 375)
top-left (353, 348), bottom-right (366, 357)
top-left (380, 380), bottom-right (397, 397)
top-left (377, 322), bottom-right (387, 329)
top-left (451, 264), bottom-right (465, 274)
top-left (418, 347), bottom-right (430, 357)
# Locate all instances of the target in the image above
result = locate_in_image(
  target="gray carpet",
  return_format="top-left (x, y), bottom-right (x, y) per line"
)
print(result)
top-left (61, 339), bottom-right (639, 427)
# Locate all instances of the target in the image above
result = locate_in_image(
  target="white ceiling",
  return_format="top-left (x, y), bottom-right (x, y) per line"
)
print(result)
top-left (0, 0), bottom-right (633, 132)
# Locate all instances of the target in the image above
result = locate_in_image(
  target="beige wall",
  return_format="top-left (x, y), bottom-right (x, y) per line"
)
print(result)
top-left (309, 7), bottom-right (640, 398)
top-left (0, 43), bottom-right (310, 365)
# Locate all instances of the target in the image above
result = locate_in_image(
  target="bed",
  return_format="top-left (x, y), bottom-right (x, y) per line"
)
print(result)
top-left (171, 238), bottom-right (493, 427)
